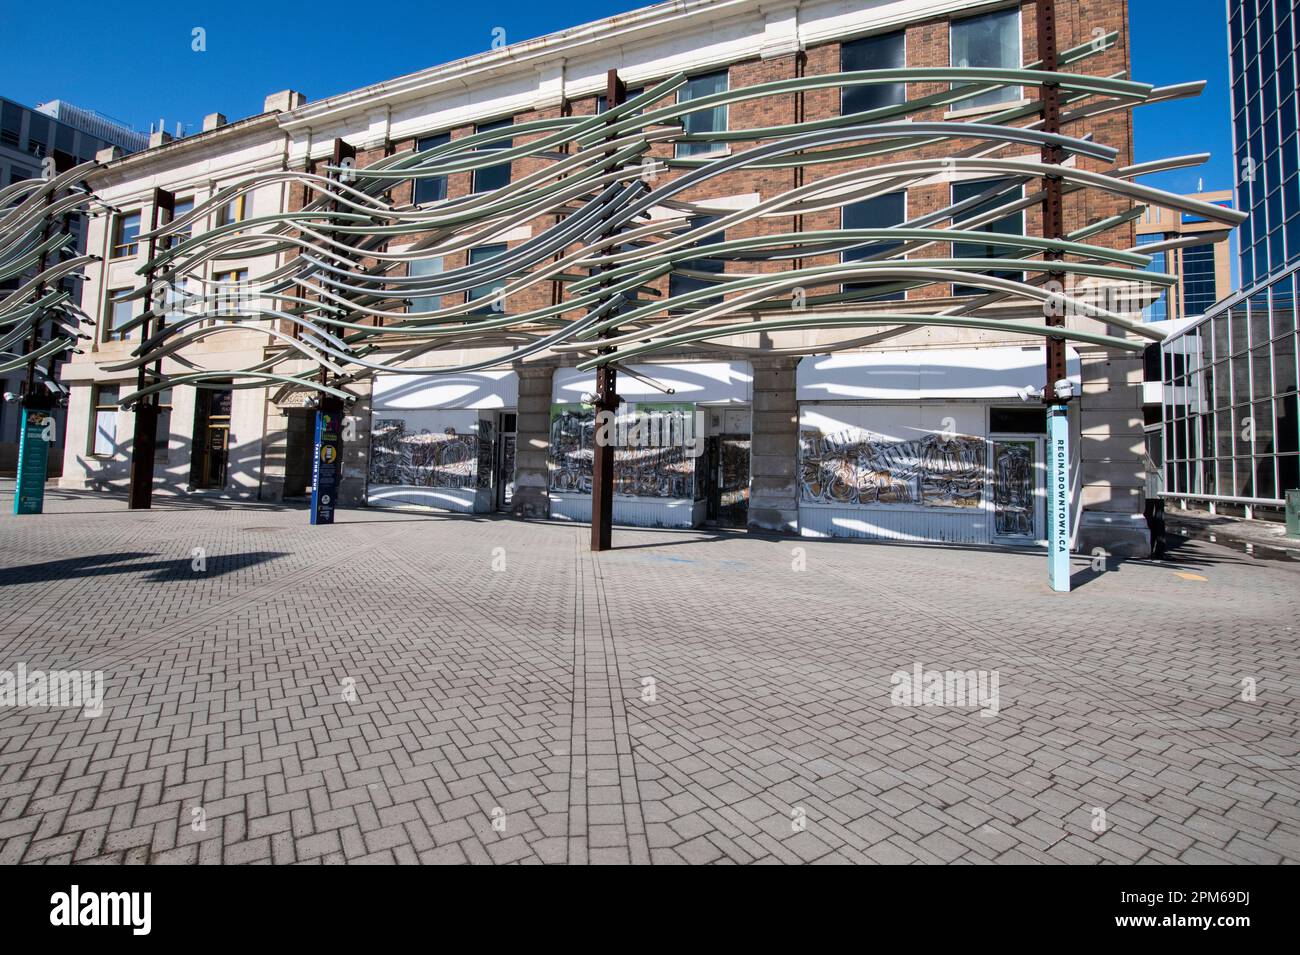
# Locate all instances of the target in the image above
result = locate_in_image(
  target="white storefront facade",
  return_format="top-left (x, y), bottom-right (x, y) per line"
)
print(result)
top-left (367, 371), bottom-right (518, 513)
top-left (796, 346), bottom-right (1083, 545)
top-left (547, 361), bottom-right (752, 529)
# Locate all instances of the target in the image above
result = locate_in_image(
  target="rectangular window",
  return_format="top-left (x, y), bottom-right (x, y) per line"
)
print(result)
top-left (675, 71), bottom-right (728, 158)
top-left (164, 197), bottom-right (195, 250)
top-left (26, 114), bottom-right (48, 157)
top-left (1276, 333), bottom-right (1297, 393)
top-left (408, 256), bottom-right (443, 314)
top-left (841, 31), bottom-right (906, 114)
top-left (842, 190), bottom-right (907, 301)
top-left (112, 211), bottom-right (141, 257)
top-left (597, 88), bottom-right (644, 113)
top-left (214, 193), bottom-right (245, 229)
top-left (668, 216), bottom-right (726, 301)
top-left (1279, 393), bottom-right (1298, 454)
top-left (950, 7), bottom-right (1022, 111)
top-left (105, 288), bottom-right (137, 341)
top-left (212, 269), bottom-right (249, 317)
top-left (990, 406), bottom-right (1047, 433)
top-left (951, 177), bottom-right (1024, 296)
top-left (413, 132), bottom-right (450, 204)
top-left (472, 120), bottom-right (512, 194)
top-left (160, 280), bottom-right (189, 324)
top-left (468, 245), bottom-right (508, 313)
top-left (0, 101), bottom-right (21, 148)
top-left (1180, 242), bottom-right (1218, 316)
top-left (91, 385), bottom-right (120, 456)
top-left (1137, 233), bottom-right (1169, 322)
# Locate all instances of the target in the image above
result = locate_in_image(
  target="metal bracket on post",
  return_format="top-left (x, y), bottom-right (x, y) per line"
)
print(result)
top-left (590, 69), bottom-right (627, 553)
top-left (129, 187), bottom-right (175, 510)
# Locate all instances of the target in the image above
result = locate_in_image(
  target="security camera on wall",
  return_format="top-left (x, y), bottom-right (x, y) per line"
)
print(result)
top-left (1017, 384), bottom-right (1042, 402)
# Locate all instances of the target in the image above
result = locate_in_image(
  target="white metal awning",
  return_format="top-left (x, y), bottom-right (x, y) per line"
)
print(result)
top-left (372, 370), bottom-right (518, 410)
top-left (552, 361), bottom-right (752, 404)
top-left (796, 346), bottom-right (1082, 401)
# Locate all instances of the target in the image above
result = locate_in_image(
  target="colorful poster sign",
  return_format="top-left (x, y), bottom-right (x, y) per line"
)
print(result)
top-left (13, 406), bottom-right (52, 515)
top-left (310, 408), bottom-right (342, 525)
top-left (1046, 403), bottom-right (1071, 593)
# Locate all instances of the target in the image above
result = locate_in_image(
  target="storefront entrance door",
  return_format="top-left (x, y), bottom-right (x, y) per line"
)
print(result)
top-left (494, 411), bottom-right (517, 511)
top-left (191, 387), bottom-right (232, 489)
top-left (704, 435), bottom-right (750, 527)
top-left (990, 436), bottom-right (1043, 542)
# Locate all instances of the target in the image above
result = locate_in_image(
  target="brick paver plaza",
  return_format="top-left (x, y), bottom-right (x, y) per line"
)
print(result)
top-left (1, 486), bottom-right (1298, 864)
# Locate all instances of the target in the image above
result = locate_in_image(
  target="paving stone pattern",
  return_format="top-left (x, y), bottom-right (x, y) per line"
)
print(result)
top-left (1, 487), bottom-right (1297, 864)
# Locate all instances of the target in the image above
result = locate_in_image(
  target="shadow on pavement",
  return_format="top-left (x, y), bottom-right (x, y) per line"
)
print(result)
top-left (0, 550), bottom-right (289, 585)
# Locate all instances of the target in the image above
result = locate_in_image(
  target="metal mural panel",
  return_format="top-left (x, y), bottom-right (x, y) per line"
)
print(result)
top-left (992, 440), bottom-right (1036, 538)
top-left (369, 417), bottom-right (487, 490)
top-left (798, 428), bottom-right (984, 508)
top-left (548, 403), bottom-right (697, 499)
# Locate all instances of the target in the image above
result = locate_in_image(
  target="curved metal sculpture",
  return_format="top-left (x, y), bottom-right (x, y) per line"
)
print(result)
top-left (102, 33), bottom-right (1245, 411)
top-left (0, 161), bottom-right (102, 394)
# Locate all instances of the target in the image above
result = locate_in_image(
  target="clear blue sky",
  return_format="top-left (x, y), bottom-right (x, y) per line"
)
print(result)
top-left (0, 0), bottom-right (1233, 189)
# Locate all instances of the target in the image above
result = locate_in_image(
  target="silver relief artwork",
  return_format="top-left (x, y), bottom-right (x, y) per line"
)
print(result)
top-left (993, 440), bottom-right (1036, 537)
top-left (369, 419), bottom-right (481, 489)
top-left (549, 404), bottom-right (696, 499)
top-left (799, 429), bottom-right (985, 508)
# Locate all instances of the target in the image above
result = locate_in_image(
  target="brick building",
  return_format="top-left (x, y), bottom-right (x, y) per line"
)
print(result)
top-left (59, 0), bottom-right (1159, 554)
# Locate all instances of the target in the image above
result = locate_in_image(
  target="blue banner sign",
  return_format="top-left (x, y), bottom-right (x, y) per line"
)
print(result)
top-left (310, 407), bottom-right (342, 525)
top-left (13, 405), bottom-right (52, 515)
top-left (1046, 403), bottom-right (1071, 592)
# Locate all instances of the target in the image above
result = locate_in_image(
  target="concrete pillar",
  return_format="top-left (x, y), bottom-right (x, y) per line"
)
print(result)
top-left (57, 384), bottom-right (94, 489)
top-left (171, 384), bottom-right (197, 491)
top-left (260, 401), bottom-right (290, 502)
top-left (1076, 348), bottom-right (1152, 556)
top-left (748, 356), bottom-right (800, 533)
top-left (511, 362), bottom-right (554, 519)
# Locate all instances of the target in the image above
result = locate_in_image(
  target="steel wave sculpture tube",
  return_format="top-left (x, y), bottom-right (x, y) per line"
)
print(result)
top-left (108, 40), bottom-right (1246, 411)
top-left (0, 161), bottom-right (103, 396)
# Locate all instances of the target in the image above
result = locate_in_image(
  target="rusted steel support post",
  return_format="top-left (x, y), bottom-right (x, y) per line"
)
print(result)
top-left (1036, 0), bottom-right (1074, 592)
top-left (590, 68), bottom-right (626, 552)
top-left (128, 187), bottom-right (174, 509)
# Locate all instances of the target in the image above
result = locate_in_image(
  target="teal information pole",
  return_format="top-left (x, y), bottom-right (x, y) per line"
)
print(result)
top-left (1046, 402), bottom-right (1071, 592)
top-left (13, 398), bottom-right (53, 515)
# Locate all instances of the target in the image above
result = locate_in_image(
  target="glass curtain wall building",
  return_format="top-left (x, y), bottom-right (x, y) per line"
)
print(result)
top-left (1159, 0), bottom-right (1300, 511)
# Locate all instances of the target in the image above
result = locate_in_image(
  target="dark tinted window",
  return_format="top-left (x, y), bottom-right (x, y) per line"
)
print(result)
top-left (841, 31), bottom-right (905, 114)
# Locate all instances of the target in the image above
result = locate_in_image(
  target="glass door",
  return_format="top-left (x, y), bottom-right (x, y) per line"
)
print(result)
top-left (191, 387), bottom-right (231, 489)
top-left (495, 411), bottom-right (516, 511)
top-left (991, 437), bottom-right (1042, 542)
top-left (717, 436), bottom-right (751, 527)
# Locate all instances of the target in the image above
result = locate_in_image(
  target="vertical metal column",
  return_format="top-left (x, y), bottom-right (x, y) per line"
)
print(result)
top-left (1037, 0), bottom-right (1068, 387)
top-left (128, 187), bottom-right (174, 509)
top-left (308, 139), bottom-right (355, 525)
top-left (590, 68), bottom-right (626, 552)
top-left (1037, 0), bottom-right (1073, 592)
